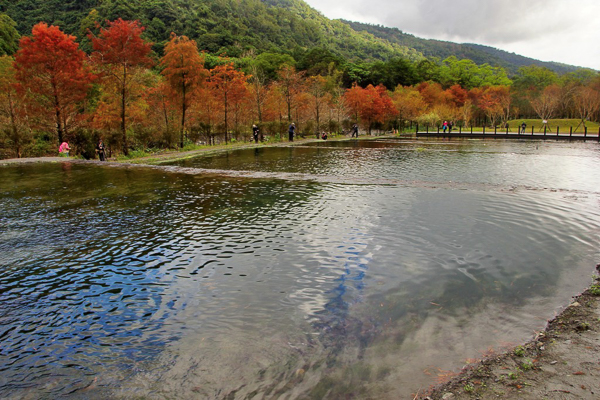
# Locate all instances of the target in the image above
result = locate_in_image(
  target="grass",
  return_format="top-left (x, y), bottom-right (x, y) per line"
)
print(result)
top-left (514, 346), bottom-right (525, 357)
top-left (506, 119), bottom-right (599, 134)
top-left (520, 359), bottom-right (534, 371)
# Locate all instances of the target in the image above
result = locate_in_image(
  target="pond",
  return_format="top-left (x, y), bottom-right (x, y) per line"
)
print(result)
top-left (1, 138), bottom-right (599, 399)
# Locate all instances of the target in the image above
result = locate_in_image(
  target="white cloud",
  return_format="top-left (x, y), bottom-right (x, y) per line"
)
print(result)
top-left (304, 0), bottom-right (600, 70)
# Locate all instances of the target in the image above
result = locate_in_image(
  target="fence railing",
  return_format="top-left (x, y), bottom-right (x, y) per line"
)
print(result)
top-left (414, 124), bottom-right (600, 141)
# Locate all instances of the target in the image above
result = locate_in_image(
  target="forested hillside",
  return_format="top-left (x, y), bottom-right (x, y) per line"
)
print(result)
top-left (0, 0), bottom-right (590, 75)
top-left (0, 0), bottom-right (422, 61)
top-left (342, 20), bottom-right (583, 75)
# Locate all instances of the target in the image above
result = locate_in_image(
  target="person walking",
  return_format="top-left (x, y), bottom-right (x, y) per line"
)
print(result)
top-left (96, 139), bottom-right (106, 161)
top-left (252, 124), bottom-right (259, 143)
top-left (351, 123), bottom-right (359, 138)
top-left (288, 123), bottom-right (295, 142)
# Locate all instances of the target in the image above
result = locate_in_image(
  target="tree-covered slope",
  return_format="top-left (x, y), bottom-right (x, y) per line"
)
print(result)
top-left (0, 0), bottom-right (422, 62)
top-left (0, 0), bottom-right (588, 74)
top-left (341, 20), bottom-right (584, 75)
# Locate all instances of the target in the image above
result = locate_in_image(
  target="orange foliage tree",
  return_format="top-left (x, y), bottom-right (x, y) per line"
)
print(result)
top-left (572, 85), bottom-right (600, 129)
top-left (477, 86), bottom-right (511, 127)
top-left (0, 56), bottom-right (29, 158)
top-left (145, 80), bottom-right (179, 147)
top-left (160, 33), bottom-right (208, 148)
top-left (89, 19), bottom-right (153, 155)
top-left (416, 81), bottom-right (448, 109)
top-left (277, 64), bottom-right (304, 122)
top-left (91, 68), bottom-right (156, 150)
top-left (208, 61), bottom-right (249, 144)
top-left (306, 75), bottom-right (331, 136)
top-left (392, 85), bottom-right (427, 127)
top-left (529, 84), bottom-right (561, 129)
top-left (14, 23), bottom-right (95, 146)
top-left (262, 82), bottom-right (287, 138)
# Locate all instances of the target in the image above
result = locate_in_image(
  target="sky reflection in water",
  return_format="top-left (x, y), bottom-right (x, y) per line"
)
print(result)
top-left (1, 139), bottom-right (599, 398)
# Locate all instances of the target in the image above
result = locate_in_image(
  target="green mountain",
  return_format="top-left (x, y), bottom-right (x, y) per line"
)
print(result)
top-left (0, 0), bottom-right (422, 61)
top-left (0, 0), bottom-right (587, 75)
top-left (341, 20), bottom-right (583, 75)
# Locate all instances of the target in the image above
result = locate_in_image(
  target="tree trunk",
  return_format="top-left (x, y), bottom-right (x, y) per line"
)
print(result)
top-left (121, 65), bottom-right (128, 156)
top-left (180, 82), bottom-right (187, 148)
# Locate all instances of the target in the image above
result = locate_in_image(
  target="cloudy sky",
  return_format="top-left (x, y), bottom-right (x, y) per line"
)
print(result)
top-left (302, 0), bottom-right (600, 70)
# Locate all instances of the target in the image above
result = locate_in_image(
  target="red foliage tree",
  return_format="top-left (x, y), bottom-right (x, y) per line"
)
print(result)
top-left (446, 84), bottom-right (468, 107)
top-left (14, 23), bottom-right (95, 145)
top-left (345, 84), bottom-right (397, 133)
top-left (89, 19), bottom-right (153, 155)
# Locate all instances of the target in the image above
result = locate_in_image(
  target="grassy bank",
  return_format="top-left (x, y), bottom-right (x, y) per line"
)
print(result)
top-left (506, 119), bottom-right (599, 133)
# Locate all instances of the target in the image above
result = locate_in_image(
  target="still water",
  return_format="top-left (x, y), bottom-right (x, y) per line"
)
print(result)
top-left (1, 138), bottom-right (599, 399)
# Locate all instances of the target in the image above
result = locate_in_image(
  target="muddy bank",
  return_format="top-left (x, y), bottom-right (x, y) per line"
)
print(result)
top-left (422, 275), bottom-right (600, 399)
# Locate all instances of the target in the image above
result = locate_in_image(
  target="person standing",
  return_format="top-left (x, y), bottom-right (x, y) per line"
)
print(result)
top-left (351, 123), bottom-right (359, 138)
top-left (288, 123), bottom-right (295, 142)
top-left (252, 124), bottom-right (259, 143)
top-left (58, 142), bottom-right (70, 157)
top-left (96, 139), bottom-right (106, 161)
top-left (520, 122), bottom-right (526, 134)
top-left (442, 121), bottom-right (448, 133)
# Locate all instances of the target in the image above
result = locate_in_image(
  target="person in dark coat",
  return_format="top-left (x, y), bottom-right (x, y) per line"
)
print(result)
top-left (288, 123), bottom-right (295, 142)
top-left (252, 124), bottom-right (259, 143)
top-left (96, 139), bottom-right (106, 161)
top-left (351, 123), bottom-right (359, 138)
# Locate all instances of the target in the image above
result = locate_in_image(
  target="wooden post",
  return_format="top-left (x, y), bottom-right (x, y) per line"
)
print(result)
top-left (570, 126), bottom-right (572, 137)
top-left (416, 124), bottom-right (419, 134)
top-left (494, 125), bottom-right (497, 135)
top-left (483, 125), bottom-right (485, 135)
top-left (470, 126), bottom-right (473, 134)
top-left (556, 126), bottom-right (559, 137)
top-left (584, 127), bottom-right (587, 137)
top-left (544, 124), bottom-right (546, 136)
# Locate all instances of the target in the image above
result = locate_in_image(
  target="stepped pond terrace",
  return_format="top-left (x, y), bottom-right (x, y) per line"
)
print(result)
top-left (1, 138), bottom-right (599, 398)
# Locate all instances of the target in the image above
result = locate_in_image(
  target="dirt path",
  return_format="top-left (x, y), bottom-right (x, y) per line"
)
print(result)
top-left (0, 156), bottom-right (67, 164)
top-left (423, 275), bottom-right (600, 400)
top-left (0, 136), bottom-right (329, 166)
